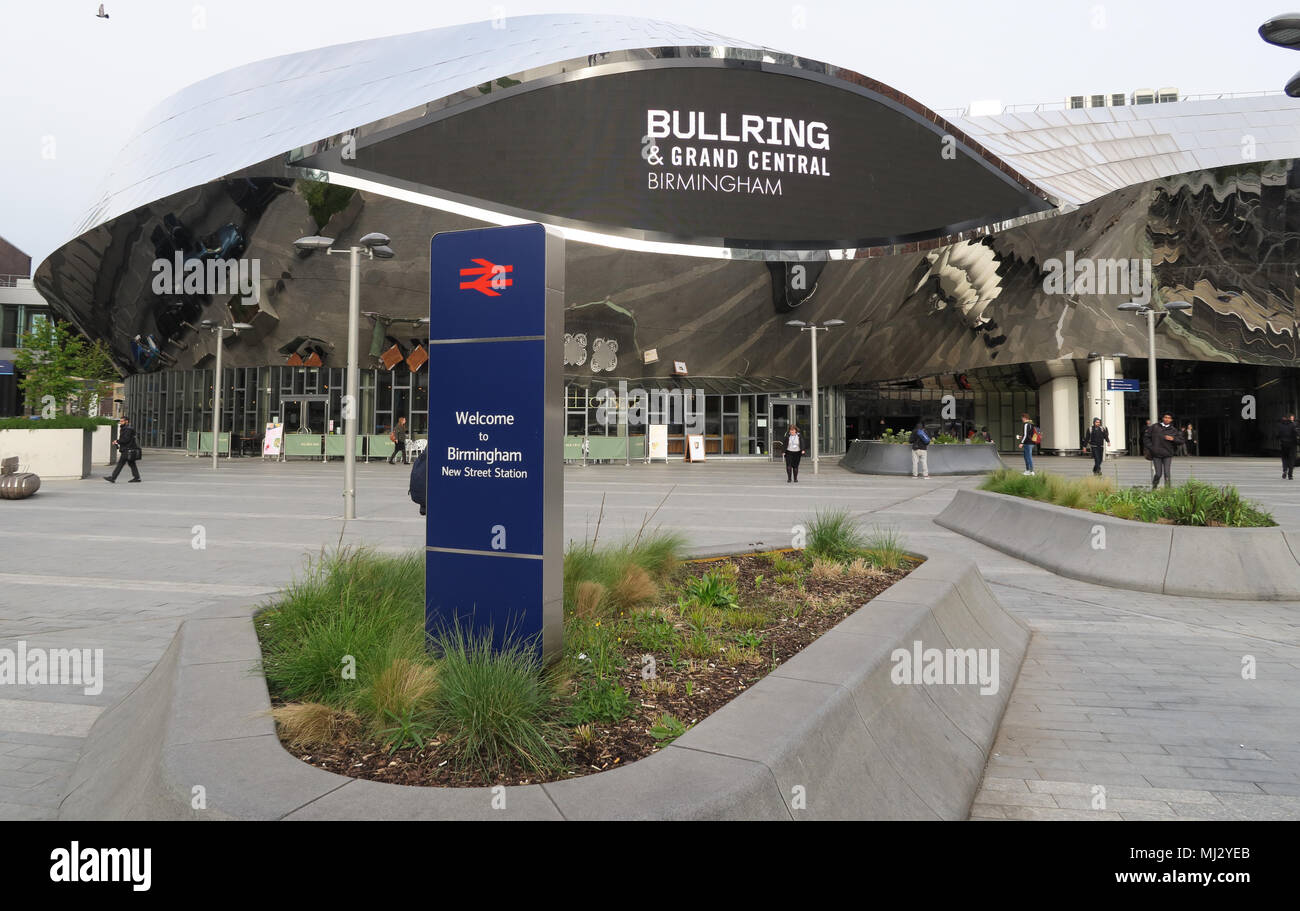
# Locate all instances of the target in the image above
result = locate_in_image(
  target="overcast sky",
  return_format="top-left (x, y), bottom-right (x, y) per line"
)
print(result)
top-left (1, 0), bottom-right (1296, 267)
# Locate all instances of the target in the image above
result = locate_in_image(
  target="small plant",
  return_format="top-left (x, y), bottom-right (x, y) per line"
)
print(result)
top-left (774, 572), bottom-right (798, 586)
top-left (733, 630), bottom-right (764, 649)
top-left (681, 571), bottom-right (739, 609)
top-left (809, 558), bottom-right (843, 582)
top-left (572, 723), bottom-right (596, 746)
top-left (574, 580), bottom-right (606, 618)
top-left (724, 645), bottom-right (763, 667)
top-left (753, 574), bottom-right (765, 591)
top-left (771, 555), bottom-right (801, 574)
top-left (684, 680), bottom-right (695, 697)
top-left (648, 713), bottom-right (688, 742)
top-left (271, 702), bottom-right (358, 750)
top-left (377, 705), bottom-right (436, 754)
top-left (568, 676), bottom-right (632, 725)
top-left (641, 677), bottom-right (676, 696)
top-left (845, 557), bottom-right (878, 579)
top-left (684, 631), bottom-right (718, 659)
top-left (721, 608), bottom-right (768, 630)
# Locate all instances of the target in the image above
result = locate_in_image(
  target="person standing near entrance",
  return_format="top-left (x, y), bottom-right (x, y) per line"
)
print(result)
top-left (1183, 422), bottom-right (1195, 456)
top-left (1142, 412), bottom-right (1184, 489)
top-left (388, 416), bottom-right (409, 465)
top-left (784, 424), bottom-right (803, 483)
top-left (1085, 418), bottom-right (1110, 475)
top-left (1279, 414), bottom-right (1298, 480)
top-left (1017, 413), bottom-right (1037, 476)
top-left (104, 416), bottom-right (141, 484)
top-left (909, 422), bottom-right (931, 479)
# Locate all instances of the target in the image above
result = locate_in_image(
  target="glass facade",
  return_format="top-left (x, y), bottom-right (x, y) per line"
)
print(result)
top-left (129, 366), bottom-right (844, 458)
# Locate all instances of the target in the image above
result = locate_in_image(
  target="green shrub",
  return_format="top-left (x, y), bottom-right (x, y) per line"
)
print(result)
top-left (0, 416), bottom-right (117, 430)
top-left (862, 526), bottom-right (908, 570)
top-left (986, 471), bottom-right (1274, 527)
top-left (563, 531), bottom-right (686, 617)
top-left (804, 508), bottom-right (866, 563)
top-left (426, 624), bottom-right (564, 777)
top-left (258, 549), bottom-right (425, 707)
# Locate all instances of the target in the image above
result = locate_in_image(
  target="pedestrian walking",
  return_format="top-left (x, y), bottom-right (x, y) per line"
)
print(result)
top-left (1016, 412), bottom-right (1038, 475)
top-left (388, 416), bottom-right (409, 465)
top-left (1279, 414), bottom-right (1298, 480)
top-left (909, 422), bottom-right (931, 479)
top-left (1085, 417), bottom-right (1110, 475)
top-left (104, 415), bottom-right (142, 483)
top-left (784, 424), bottom-right (803, 483)
top-left (1182, 422), bottom-right (1195, 456)
top-left (1142, 412), bottom-right (1185, 489)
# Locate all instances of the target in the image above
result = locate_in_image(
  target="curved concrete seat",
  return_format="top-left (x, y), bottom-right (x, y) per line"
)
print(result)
top-left (58, 555), bottom-right (1029, 820)
top-left (842, 440), bottom-right (1005, 476)
top-left (936, 488), bottom-right (1300, 600)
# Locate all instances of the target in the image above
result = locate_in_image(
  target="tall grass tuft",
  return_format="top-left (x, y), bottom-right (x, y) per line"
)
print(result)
top-left (804, 508), bottom-right (866, 562)
top-left (563, 531), bottom-right (686, 618)
top-left (259, 548), bottom-right (425, 706)
top-left (271, 702), bottom-right (359, 749)
top-left (862, 526), bottom-right (908, 570)
top-left (425, 624), bottom-right (563, 778)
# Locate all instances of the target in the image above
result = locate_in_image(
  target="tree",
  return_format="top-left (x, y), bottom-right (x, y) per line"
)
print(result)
top-left (13, 319), bottom-right (119, 417)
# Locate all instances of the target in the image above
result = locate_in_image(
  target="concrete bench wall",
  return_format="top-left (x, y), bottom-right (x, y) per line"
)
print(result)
top-left (937, 488), bottom-right (1300, 600)
top-left (842, 440), bottom-right (1005, 476)
top-left (59, 555), bottom-right (1029, 820)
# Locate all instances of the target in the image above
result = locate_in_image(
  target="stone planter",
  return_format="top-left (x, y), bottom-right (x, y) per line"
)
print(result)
top-left (0, 427), bottom-right (94, 480)
top-left (937, 488), bottom-right (1300, 600)
top-left (842, 440), bottom-right (1005, 476)
top-left (59, 555), bottom-right (1029, 820)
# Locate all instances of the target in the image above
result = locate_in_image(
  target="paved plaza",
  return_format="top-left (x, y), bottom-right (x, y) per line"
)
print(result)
top-left (0, 450), bottom-right (1297, 819)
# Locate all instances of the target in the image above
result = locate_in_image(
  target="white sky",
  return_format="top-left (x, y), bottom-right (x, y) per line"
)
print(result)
top-left (2, 0), bottom-right (1297, 267)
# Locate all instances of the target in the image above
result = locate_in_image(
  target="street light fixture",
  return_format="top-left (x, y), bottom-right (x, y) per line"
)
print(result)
top-left (293, 231), bottom-right (397, 519)
top-left (199, 319), bottom-right (253, 471)
top-left (786, 318), bottom-right (843, 475)
top-left (1258, 14), bottom-right (1300, 95)
top-left (1116, 300), bottom-right (1191, 424)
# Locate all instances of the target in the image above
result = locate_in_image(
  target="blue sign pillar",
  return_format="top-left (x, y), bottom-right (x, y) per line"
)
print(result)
top-left (426, 223), bottom-right (564, 661)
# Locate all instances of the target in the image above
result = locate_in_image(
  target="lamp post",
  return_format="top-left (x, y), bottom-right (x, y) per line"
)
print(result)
top-left (294, 232), bottom-right (395, 519)
top-left (786, 318), bottom-right (844, 474)
top-left (1259, 13), bottom-right (1300, 95)
top-left (199, 319), bottom-right (252, 470)
top-left (1117, 300), bottom-right (1191, 424)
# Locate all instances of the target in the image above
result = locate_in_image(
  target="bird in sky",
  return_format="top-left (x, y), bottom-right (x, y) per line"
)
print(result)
top-left (96, 4), bottom-right (109, 18)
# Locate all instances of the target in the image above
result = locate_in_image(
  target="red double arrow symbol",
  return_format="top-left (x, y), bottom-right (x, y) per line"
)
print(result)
top-left (459, 259), bottom-right (513, 296)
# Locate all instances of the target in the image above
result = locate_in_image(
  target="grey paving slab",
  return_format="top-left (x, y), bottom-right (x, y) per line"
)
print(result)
top-left (3, 452), bottom-right (1299, 820)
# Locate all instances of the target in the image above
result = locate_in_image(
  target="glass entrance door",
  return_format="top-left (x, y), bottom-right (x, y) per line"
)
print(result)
top-left (769, 399), bottom-right (811, 458)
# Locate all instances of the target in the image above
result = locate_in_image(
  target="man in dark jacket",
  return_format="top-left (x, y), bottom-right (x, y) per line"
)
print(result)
top-left (908, 422), bottom-right (931, 479)
top-left (104, 416), bottom-right (141, 483)
top-left (1085, 418), bottom-right (1110, 475)
top-left (1280, 414), bottom-right (1298, 480)
top-left (409, 444), bottom-right (428, 515)
top-left (1142, 412), bottom-right (1184, 489)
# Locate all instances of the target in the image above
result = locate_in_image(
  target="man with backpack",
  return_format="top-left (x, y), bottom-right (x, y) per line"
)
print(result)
top-left (409, 444), bottom-right (428, 516)
top-left (908, 422), bottom-right (931, 479)
top-left (1017, 413), bottom-right (1039, 476)
top-left (1085, 417), bottom-right (1110, 475)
